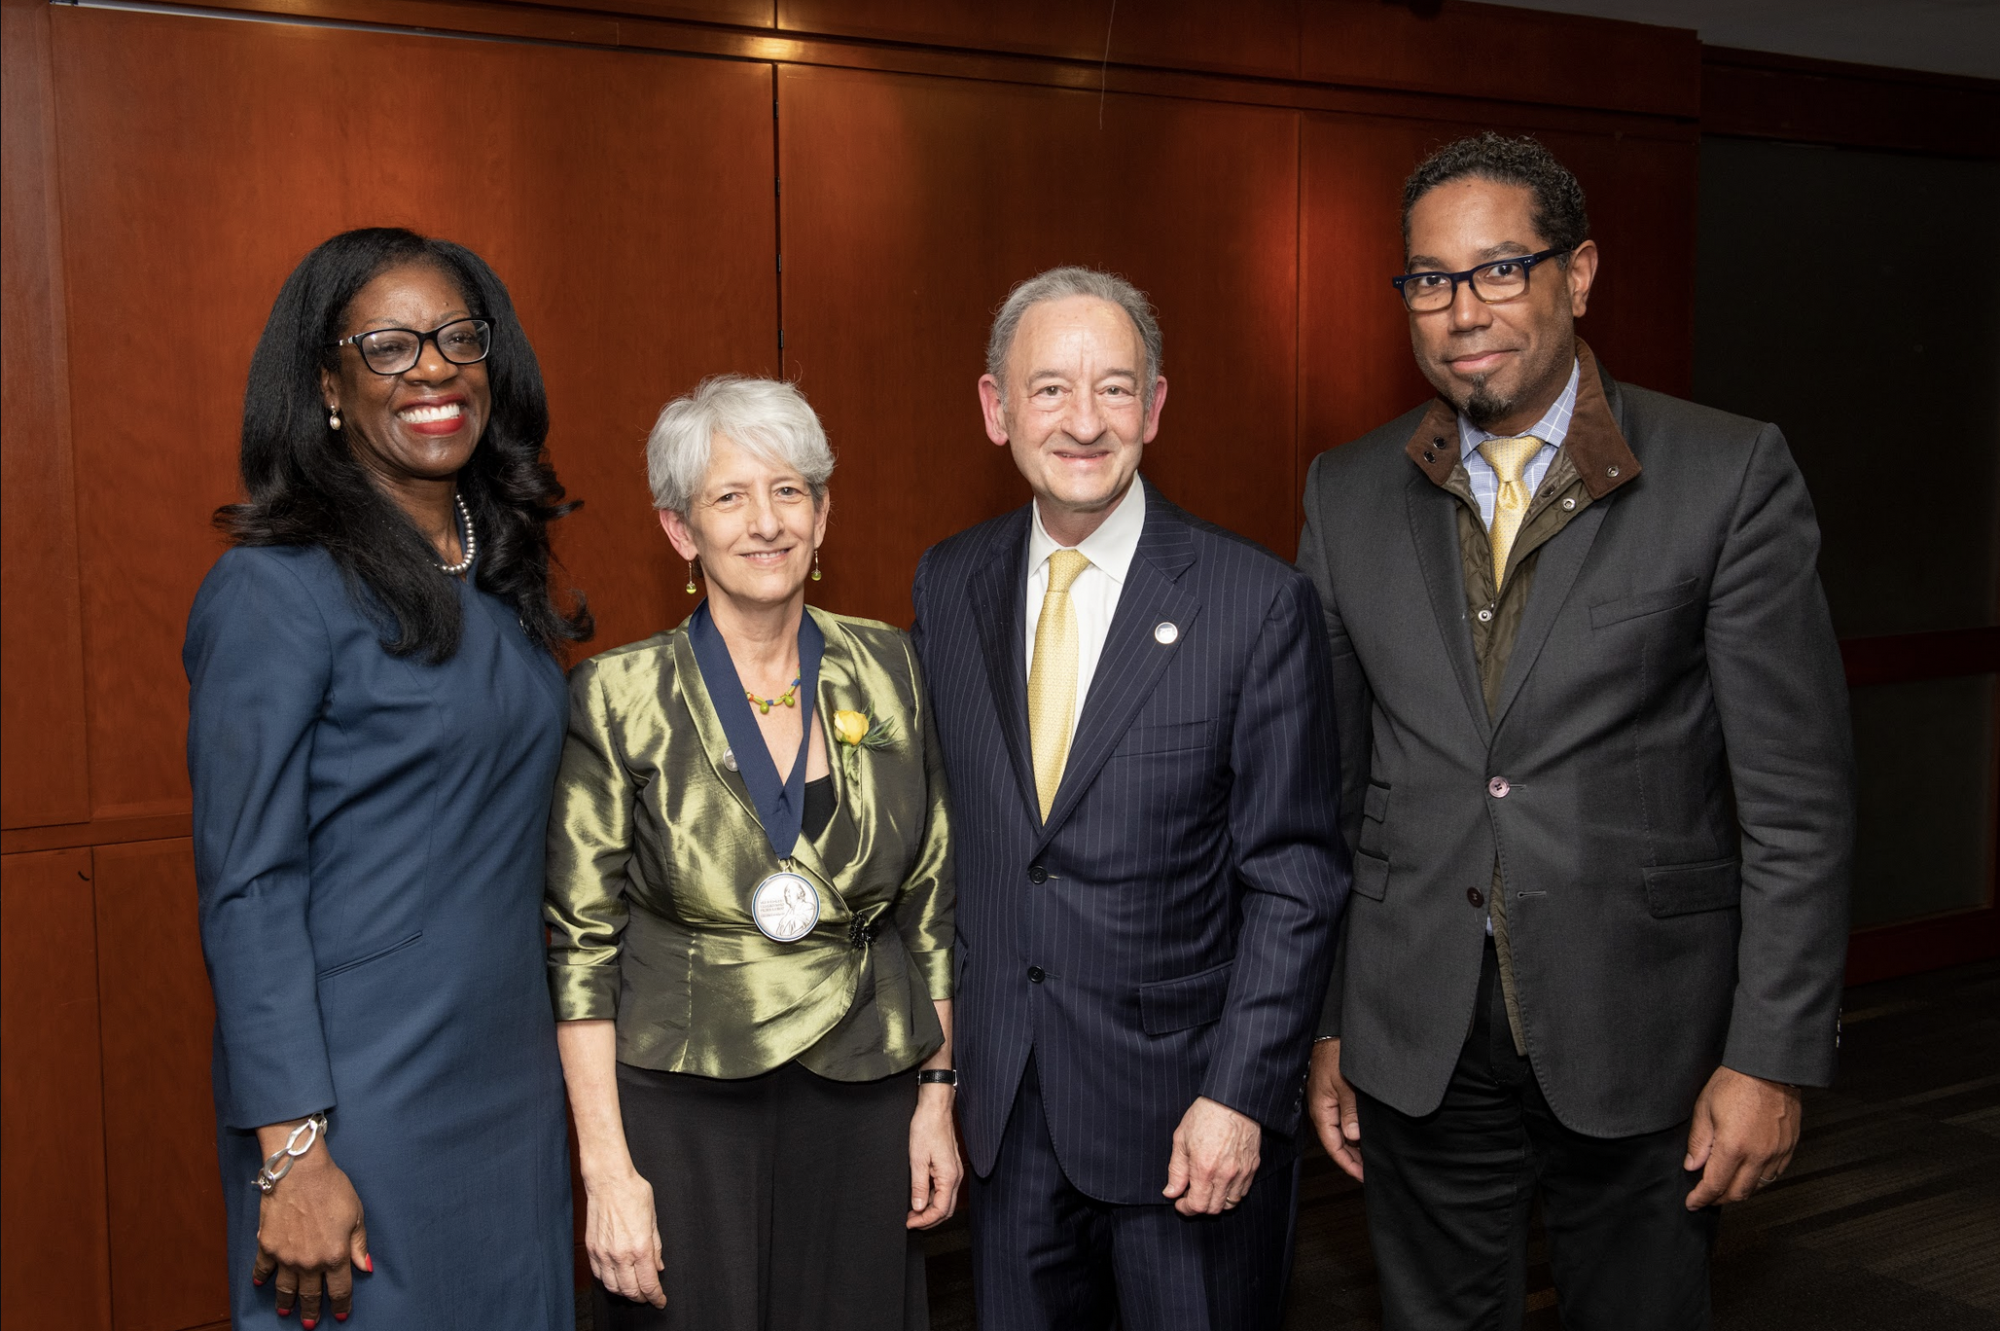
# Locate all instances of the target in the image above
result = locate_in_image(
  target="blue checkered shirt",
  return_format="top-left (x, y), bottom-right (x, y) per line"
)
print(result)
top-left (1458, 359), bottom-right (1581, 530)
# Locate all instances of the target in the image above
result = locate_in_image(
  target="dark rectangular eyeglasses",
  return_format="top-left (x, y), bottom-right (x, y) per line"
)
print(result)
top-left (331, 318), bottom-right (493, 375)
top-left (1391, 247), bottom-right (1572, 312)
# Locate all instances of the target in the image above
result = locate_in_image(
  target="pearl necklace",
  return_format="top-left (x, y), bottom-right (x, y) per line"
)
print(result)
top-left (438, 493), bottom-right (476, 576)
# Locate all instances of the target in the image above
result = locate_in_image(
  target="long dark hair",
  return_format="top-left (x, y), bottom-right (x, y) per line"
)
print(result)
top-left (217, 227), bottom-right (593, 661)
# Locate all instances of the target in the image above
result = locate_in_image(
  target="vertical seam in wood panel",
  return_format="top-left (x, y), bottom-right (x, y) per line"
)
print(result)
top-left (2, 0), bottom-right (94, 829)
top-left (772, 61), bottom-right (784, 374)
top-left (43, 8), bottom-right (94, 816)
top-left (86, 845), bottom-right (118, 1327)
top-left (1292, 108), bottom-right (1304, 545)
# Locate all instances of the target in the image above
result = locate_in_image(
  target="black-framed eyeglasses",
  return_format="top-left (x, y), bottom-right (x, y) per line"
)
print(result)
top-left (1391, 247), bottom-right (1572, 313)
top-left (330, 318), bottom-right (493, 375)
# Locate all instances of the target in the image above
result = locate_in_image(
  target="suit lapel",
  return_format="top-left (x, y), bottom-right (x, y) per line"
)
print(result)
top-left (1033, 495), bottom-right (1199, 852)
top-left (968, 510), bottom-right (1040, 826)
top-left (1490, 350), bottom-right (1638, 732)
top-left (668, 628), bottom-right (762, 823)
top-left (1405, 469), bottom-right (1493, 746)
top-left (1489, 503), bottom-right (1607, 732)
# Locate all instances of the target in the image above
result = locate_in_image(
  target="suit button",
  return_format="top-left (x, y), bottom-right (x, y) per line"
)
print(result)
top-left (1027, 864), bottom-right (1048, 884)
top-left (1027, 966), bottom-right (1045, 984)
top-left (1467, 887), bottom-right (1485, 908)
top-left (1488, 777), bottom-right (1510, 798)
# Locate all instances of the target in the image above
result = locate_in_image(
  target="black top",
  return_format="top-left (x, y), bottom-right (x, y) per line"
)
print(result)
top-left (802, 774), bottom-right (834, 842)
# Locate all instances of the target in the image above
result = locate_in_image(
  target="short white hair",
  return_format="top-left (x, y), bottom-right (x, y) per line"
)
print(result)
top-left (645, 376), bottom-right (833, 516)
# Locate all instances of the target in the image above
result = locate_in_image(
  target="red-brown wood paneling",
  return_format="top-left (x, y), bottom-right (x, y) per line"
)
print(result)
top-left (779, 63), bottom-right (1299, 622)
top-left (779, 0), bottom-right (1301, 81)
top-left (92, 839), bottom-right (225, 1331)
top-left (0, 849), bottom-right (113, 1330)
top-left (1298, 113), bottom-right (1447, 479)
top-left (47, 7), bottom-right (778, 815)
top-left (525, 0), bottom-right (773, 26)
top-left (1301, 0), bottom-right (1700, 119)
top-left (0, 0), bottom-right (91, 831)
top-left (1298, 111), bottom-right (1698, 486)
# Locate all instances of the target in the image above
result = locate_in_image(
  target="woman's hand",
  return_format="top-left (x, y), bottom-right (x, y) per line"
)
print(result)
top-left (251, 1142), bottom-right (370, 1327)
top-left (906, 1083), bottom-right (963, 1230)
top-left (583, 1167), bottom-right (666, 1307)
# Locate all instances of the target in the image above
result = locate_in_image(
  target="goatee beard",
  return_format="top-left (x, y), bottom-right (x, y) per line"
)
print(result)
top-left (1460, 382), bottom-right (1513, 429)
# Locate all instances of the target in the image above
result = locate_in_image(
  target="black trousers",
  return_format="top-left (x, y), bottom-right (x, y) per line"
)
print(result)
top-left (967, 1054), bottom-right (1299, 1331)
top-left (1356, 942), bottom-right (1717, 1331)
top-left (596, 1061), bottom-right (928, 1331)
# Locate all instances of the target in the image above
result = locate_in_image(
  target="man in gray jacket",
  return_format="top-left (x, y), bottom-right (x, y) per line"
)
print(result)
top-left (1298, 133), bottom-right (1853, 1329)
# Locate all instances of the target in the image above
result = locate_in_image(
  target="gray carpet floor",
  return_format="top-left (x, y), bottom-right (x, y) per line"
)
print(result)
top-left (587, 957), bottom-right (2000, 1329)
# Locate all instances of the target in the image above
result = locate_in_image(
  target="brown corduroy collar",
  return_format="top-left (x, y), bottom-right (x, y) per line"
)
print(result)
top-left (1403, 339), bottom-right (1641, 500)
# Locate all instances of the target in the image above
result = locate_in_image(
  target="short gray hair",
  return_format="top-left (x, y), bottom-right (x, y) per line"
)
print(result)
top-left (645, 375), bottom-right (833, 516)
top-left (985, 267), bottom-right (1164, 411)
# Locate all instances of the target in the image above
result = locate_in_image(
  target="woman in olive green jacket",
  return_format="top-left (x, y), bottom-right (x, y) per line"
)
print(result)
top-left (545, 376), bottom-right (957, 1331)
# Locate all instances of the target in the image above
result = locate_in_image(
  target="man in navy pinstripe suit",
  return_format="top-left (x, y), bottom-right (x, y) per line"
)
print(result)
top-left (911, 267), bottom-right (1350, 1330)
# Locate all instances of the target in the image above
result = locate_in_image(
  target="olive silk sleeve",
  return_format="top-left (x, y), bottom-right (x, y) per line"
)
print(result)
top-left (890, 637), bottom-right (955, 1003)
top-left (543, 660), bottom-right (637, 1022)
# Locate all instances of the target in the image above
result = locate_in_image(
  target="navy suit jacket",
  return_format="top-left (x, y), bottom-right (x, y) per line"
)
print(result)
top-left (912, 483), bottom-right (1349, 1205)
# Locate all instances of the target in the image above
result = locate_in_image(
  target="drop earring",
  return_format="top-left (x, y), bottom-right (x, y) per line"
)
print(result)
top-left (811, 547), bottom-right (823, 582)
top-left (685, 559), bottom-right (698, 595)
top-left (327, 405), bottom-right (342, 431)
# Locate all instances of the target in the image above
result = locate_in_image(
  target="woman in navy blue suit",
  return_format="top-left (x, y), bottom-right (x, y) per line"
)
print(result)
top-left (184, 228), bottom-right (593, 1329)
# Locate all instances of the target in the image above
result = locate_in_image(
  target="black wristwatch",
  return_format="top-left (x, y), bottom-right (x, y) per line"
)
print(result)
top-left (917, 1068), bottom-right (958, 1088)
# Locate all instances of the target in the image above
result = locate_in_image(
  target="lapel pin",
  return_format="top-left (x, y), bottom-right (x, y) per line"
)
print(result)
top-left (722, 748), bottom-right (739, 772)
top-left (1154, 621), bottom-right (1180, 645)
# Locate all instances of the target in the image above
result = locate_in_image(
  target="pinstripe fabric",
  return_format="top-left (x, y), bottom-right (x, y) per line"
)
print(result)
top-left (913, 482), bottom-right (1349, 1328)
top-left (966, 1056), bottom-right (1299, 1331)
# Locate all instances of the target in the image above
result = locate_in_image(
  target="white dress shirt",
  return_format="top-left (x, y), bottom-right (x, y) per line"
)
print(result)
top-left (1024, 475), bottom-right (1148, 749)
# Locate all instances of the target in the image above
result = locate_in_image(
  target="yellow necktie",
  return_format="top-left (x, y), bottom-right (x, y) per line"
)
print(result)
top-left (1479, 435), bottom-right (1544, 589)
top-left (1029, 549), bottom-right (1091, 820)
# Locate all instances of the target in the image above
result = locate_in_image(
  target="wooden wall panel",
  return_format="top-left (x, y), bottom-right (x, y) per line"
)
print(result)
top-left (1299, 112), bottom-right (1697, 484)
top-left (1301, 0), bottom-right (1700, 119)
top-left (0, 850), bottom-right (112, 1330)
top-left (779, 64), bottom-right (1299, 621)
top-left (779, 0), bottom-right (1301, 80)
top-left (48, 7), bottom-right (777, 817)
top-left (92, 839), bottom-right (225, 1331)
top-left (0, 0), bottom-right (91, 830)
top-left (524, 0), bottom-right (773, 26)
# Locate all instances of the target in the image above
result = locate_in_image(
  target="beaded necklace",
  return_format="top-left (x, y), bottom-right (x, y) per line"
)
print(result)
top-left (745, 676), bottom-right (801, 715)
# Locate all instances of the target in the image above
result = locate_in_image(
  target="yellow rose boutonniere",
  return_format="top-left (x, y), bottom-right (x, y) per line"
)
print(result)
top-left (831, 709), bottom-right (897, 773)
top-left (832, 709), bottom-right (871, 747)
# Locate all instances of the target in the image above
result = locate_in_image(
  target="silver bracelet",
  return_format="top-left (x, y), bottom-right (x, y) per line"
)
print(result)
top-left (254, 1112), bottom-right (329, 1195)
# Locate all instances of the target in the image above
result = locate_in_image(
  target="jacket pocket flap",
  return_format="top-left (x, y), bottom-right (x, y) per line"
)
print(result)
top-left (1351, 851), bottom-right (1389, 901)
top-left (1138, 960), bottom-right (1235, 1035)
top-left (1643, 860), bottom-right (1741, 917)
top-left (1363, 783), bottom-right (1390, 822)
top-left (1590, 578), bottom-right (1699, 628)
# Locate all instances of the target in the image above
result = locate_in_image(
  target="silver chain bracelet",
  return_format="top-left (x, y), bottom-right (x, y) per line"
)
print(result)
top-left (254, 1112), bottom-right (329, 1195)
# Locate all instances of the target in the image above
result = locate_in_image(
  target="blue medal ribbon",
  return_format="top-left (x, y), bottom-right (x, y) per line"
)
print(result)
top-left (688, 602), bottom-right (823, 861)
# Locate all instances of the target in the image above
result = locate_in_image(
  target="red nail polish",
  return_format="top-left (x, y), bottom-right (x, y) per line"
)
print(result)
top-left (279, 1309), bottom-right (292, 1319)
top-left (362, 1255), bottom-right (374, 1274)
top-left (253, 1277), bottom-right (266, 1287)
top-left (303, 1318), bottom-right (317, 1329)
top-left (335, 1315), bottom-right (348, 1323)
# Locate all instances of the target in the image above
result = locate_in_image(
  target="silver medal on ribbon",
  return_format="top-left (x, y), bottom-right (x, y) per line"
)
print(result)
top-left (751, 871), bottom-right (820, 943)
